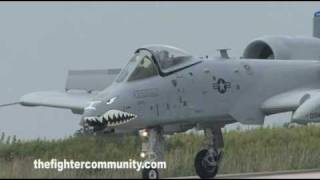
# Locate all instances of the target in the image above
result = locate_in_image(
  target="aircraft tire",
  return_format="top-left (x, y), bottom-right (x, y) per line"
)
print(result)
top-left (194, 149), bottom-right (219, 179)
top-left (142, 168), bottom-right (159, 179)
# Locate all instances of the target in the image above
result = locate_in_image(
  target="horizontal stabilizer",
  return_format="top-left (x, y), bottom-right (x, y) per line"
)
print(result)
top-left (65, 69), bottom-right (121, 92)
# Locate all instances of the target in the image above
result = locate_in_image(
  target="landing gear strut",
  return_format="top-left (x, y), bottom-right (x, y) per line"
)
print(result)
top-left (195, 127), bottom-right (224, 179)
top-left (140, 127), bottom-right (164, 179)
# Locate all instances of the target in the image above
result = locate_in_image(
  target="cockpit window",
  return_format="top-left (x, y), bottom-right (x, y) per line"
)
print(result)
top-left (128, 55), bottom-right (158, 81)
top-left (156, 50), bottom-right (192, 71)
top-left (115, 50), bottom-right (158, 83)
top-left (141, 45), bottom-right (194, 73)
top-left (115, 55), bottom-right (137, 83)
top-left (115, 45), bottom-right (198, 83)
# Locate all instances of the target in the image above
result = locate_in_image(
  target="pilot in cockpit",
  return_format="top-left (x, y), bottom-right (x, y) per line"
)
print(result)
top-left (158, 50), bottom-right (173, 69)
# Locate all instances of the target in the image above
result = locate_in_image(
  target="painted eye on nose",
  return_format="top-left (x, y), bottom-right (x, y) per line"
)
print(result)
top-left (106, 97), bottom-right (117, 105)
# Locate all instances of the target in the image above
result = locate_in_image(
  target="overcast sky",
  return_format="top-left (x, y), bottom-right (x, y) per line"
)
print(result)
top-left (0, 2), bottom-right (319, 140)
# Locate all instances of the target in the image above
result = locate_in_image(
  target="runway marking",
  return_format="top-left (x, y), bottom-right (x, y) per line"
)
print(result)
top-left (169, 168), bottom-right (320, 179)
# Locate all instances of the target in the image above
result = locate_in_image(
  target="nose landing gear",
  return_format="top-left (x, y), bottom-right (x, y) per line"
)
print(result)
top-left (139, 127), bottom-right (164, 179)
top-left (142, 168), bottom-right (159, 179)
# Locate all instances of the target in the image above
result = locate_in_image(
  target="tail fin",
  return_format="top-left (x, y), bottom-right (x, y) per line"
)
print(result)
top-left (313, 11), bottom-right (320, 38)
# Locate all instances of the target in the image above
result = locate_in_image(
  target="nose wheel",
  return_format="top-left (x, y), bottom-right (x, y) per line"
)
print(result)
top-left (139, 127), bottom-right (164, 179)
top-left (142, 168), bottom-right (159, 179)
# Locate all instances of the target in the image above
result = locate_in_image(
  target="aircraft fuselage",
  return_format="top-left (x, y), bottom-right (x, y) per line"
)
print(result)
top-left (85, 57), bottom-right (320, 132)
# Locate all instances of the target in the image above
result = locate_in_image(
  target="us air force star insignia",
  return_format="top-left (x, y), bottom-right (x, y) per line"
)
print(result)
top-left (213, 78), bottom-right (231, 94)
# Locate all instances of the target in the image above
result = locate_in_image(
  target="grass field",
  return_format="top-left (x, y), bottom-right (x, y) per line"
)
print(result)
top-left (1, 124), bottom-right (320, 178)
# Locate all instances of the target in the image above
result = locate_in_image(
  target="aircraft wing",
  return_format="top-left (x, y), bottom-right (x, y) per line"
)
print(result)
top-left (0, 68), bottom-right (121, 114)
top-left (261, 88), bottom-right (320, 123)
top-left (16, 91), bottom-right (96, 114)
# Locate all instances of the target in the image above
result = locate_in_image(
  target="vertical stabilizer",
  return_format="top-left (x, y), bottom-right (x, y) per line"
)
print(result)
top-left (313, 11), bottom-right (320, 38)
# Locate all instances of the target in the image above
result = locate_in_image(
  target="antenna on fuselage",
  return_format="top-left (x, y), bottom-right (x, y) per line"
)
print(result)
top-left (217, 48), bottom-right (231, 59)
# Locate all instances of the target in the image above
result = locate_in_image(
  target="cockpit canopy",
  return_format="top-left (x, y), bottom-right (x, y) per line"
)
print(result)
top-left (141, 45), bottom-right (193, 72)
top-left (116, 45), bottom-right (197, 83)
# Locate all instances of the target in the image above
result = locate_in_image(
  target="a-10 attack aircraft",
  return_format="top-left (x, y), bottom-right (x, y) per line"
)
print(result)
top-left (3, 11), bottom-right (320, 179)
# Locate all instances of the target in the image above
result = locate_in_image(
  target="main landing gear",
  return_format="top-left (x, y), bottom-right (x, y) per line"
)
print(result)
top-left (194, 127), bottom-right (224, 179)
top-left (139, 127), bottom-right (224, 179)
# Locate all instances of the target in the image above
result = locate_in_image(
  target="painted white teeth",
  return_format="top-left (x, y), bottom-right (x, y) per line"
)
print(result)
top-left (85, 110), bottom-right (137, 127)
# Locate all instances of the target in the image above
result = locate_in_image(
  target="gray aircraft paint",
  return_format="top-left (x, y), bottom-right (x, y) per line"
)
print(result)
top-left (76, 56), bottom-right (320, 133)
top-left (18, 40), bottom-right (320, 135)
top-left (1, 2), bottom-right (320, 139)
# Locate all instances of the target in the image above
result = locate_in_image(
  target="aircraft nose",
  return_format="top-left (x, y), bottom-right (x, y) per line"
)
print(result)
top-left (81, 100), bottom-right (105, 126)
top-left (84, 100), bottom-right (102, 111)
top-left (82, 109), bottom-right (98, 118)
top-left (81, 109), bottom-right (103, 127)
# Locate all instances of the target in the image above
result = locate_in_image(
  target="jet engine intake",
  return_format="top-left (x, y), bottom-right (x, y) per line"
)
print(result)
top-left (243, 36), bottom-right (320, 60)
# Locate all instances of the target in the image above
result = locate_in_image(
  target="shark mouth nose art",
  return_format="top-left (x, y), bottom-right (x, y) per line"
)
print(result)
top-left (84, 110), bottom-right (137, 127)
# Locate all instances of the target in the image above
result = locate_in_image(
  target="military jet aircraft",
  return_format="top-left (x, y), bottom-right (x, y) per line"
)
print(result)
top-left (3, 11), bottom-right (320, 179)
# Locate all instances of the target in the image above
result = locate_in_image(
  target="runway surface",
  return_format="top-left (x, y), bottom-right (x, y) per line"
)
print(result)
top-left (170, 169), bottom-right (320, 179)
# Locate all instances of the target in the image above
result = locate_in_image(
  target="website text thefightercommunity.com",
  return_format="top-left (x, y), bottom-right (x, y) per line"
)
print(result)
top-left (33, 159), bottom-right (167, 172)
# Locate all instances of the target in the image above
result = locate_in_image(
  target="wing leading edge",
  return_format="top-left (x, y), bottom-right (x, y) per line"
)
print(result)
top-left (19, 91), bottom-right (96, 114)
top-left (261, 88), bottom-right (320, 123)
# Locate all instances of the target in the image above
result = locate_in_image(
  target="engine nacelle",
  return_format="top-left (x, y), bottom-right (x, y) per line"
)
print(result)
top-left (243, 36), bottom-right (320, 60)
